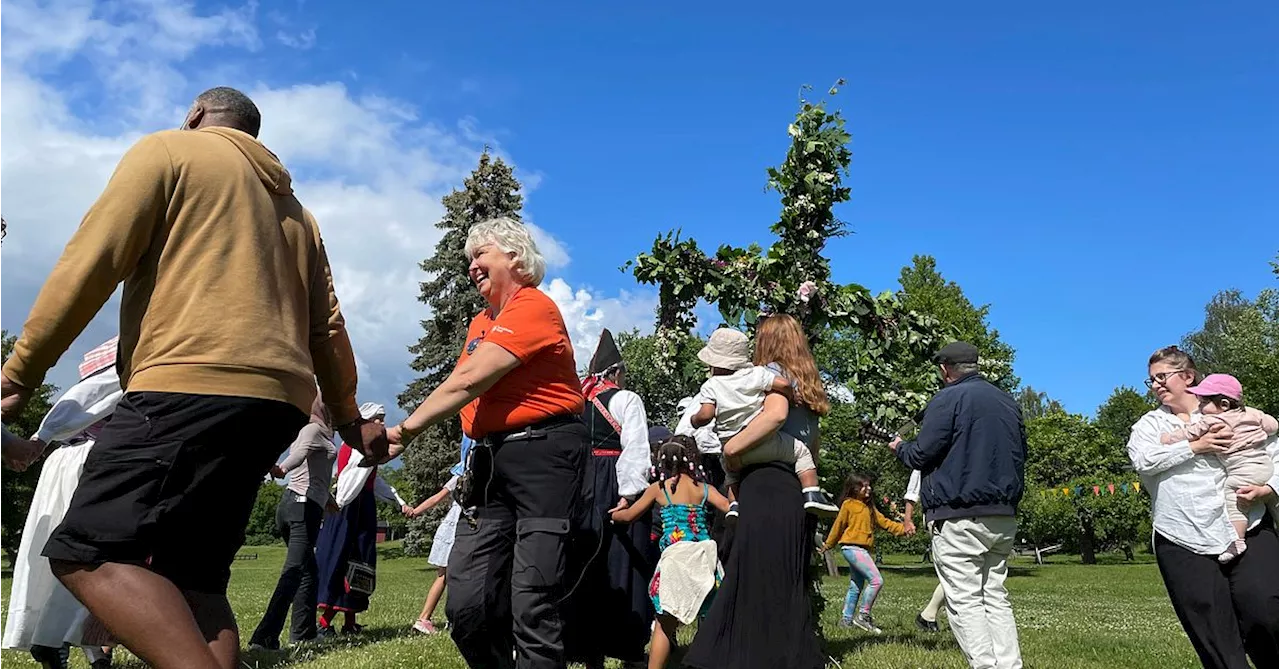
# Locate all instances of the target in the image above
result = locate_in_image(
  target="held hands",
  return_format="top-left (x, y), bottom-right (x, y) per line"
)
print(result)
top-left (904, 518), bottom-right (917, 536)
top-left (2, 433), bottom-right (45, 472)
top-left (269, 465), bottom-right (286, 479)
top-left (1, 374), bottom-right (33, 424)
top-left (1189, 422), bottom-right (1234, 455)
top-left (382, 424), bottom-right (410, 464)
top-left (1236, 484), bottom-right (1277, 504)
top-left (887, 436), bottom-right (902, 452)
top-left (608, 497), bottom-right (630, 515)
top-left (401, 504), bottom-right (415, 518)
top-left (342, 419), bottom-right (390, 467)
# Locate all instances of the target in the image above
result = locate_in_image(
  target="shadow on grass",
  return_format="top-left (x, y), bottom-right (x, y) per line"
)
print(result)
top-left (824, 628), bottom-right (958, 658)
top-left (237, 626), bottom-right (420, 669)
top-left (855, 564), bottom-right (1043, 579)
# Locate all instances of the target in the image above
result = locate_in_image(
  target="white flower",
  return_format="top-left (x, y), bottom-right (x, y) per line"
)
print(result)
top-left (798, 280), bottom-right (817, 303)
top-left (788, 123), bottom-right (800, 137)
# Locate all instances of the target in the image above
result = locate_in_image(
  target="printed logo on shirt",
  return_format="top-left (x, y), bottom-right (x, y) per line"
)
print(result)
top-left (493, 325), bottom-right (514, 334)
top-left (467, 332), bottom-right (486, 355)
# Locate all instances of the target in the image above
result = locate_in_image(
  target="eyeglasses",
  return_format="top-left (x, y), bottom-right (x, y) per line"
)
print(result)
top-left (1144, 370), bottom-right (1187, 388)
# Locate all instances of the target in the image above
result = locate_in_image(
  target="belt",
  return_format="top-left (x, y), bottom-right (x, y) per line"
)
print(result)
top-left (592, 448), bottom-right (623, 457)
top-left (484, 414), bottom-right (582, 445)
top-left (292, 494), bottom-right (309, 503)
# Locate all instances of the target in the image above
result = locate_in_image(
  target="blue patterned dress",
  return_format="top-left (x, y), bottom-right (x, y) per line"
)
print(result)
top-left (649, 482), bottom-right (721, 616)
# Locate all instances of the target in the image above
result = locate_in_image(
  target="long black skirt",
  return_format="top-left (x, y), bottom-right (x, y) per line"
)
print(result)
top-left (684, 462), bottom-right (824, 669)
top-left (564, 453), bottom-right (657, 664)
top-left (315, 487), bottom-right (378, 613)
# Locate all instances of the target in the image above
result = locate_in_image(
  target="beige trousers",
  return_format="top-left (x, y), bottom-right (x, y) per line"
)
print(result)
top-left (1222, 450), bottom-right (1275, 526)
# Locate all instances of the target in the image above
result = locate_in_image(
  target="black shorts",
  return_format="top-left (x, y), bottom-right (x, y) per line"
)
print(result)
top-left (42, 391), bottom-right (306, 594)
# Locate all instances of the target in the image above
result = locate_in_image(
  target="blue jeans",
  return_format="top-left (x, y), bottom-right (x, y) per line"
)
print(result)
top-left (840, 545), bottom-right (884, 620)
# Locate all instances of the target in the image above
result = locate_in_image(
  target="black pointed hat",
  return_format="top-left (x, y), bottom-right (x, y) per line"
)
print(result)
top-left (587, 328), bottom-right (623, 375)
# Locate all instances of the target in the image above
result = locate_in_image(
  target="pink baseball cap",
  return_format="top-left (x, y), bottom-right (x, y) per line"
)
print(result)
top-left (1187, 374), bottom-right (1243, 402)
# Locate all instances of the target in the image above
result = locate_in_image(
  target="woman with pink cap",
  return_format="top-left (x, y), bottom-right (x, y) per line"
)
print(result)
top-left (1159, 372), bottom-right (1278, 563)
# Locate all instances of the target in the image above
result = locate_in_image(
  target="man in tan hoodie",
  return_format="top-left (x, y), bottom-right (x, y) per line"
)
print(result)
top-left (0, 87), bottom-right (388, 669)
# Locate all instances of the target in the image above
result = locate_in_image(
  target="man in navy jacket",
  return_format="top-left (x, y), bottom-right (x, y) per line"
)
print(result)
top-left (891, 342), bottom-right (1027, 669)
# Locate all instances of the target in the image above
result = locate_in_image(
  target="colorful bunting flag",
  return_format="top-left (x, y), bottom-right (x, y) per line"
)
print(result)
top-left (1038, 481), bottom-right (1140, 497)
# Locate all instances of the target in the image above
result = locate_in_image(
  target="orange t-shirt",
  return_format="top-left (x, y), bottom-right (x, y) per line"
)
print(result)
top-left (457, 286), bottom-right (584, 438)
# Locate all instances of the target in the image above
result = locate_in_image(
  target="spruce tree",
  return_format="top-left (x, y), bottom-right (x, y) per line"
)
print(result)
top-left (397, 151), bottom-right (524, 553)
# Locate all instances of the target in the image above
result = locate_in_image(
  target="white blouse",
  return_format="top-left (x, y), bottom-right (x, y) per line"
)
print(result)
top-left (905, 470), bottom-right (923, 504)
top-left (334, 455), bottom-right (408, 509)
top-left (35, 369), bottom-right (123, 443)
top-left (675, 397), bottom-right (724, 455)
top-left (607, 389), bottom-right (653, 498)
top-left (1127, 407), bottom-right (1280, 555)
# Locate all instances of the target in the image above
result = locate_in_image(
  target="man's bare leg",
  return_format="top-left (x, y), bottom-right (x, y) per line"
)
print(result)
top-left (51, 560), bottom-right (223, 669)
top-left (186, 591), bottom-right (241, 669)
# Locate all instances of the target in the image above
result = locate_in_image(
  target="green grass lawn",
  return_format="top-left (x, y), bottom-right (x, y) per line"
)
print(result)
top-left (2, 543), bottom-right (1197, 668)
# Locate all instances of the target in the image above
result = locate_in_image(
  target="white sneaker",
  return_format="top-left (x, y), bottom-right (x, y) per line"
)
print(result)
top-left (850, 612), bottom-right (883, 635)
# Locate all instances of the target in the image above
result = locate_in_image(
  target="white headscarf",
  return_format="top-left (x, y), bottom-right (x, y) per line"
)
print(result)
top-left (359, 402), bottom-right (386, 420)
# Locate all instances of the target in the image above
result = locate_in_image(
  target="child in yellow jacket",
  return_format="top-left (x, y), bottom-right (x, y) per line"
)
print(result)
top-left (823, 472), bottom-right (905, 634)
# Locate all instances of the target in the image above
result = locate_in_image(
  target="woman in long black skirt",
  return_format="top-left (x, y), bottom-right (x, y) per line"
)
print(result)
top-left (684, 459), bottom-right (825, 669)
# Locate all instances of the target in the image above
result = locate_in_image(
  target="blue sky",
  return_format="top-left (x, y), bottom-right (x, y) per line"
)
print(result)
top-left (2, 0), bottom-right (1276, 420)
top-left (278, 0), bottom-right (1280, 413)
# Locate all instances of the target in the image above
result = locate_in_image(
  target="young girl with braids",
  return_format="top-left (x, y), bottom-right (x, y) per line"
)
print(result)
top-left (611, 436), bottom-right (731, 669)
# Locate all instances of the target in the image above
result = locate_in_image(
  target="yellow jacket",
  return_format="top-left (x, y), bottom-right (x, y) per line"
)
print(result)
top-left (824, 498), bottom-right (905, 550)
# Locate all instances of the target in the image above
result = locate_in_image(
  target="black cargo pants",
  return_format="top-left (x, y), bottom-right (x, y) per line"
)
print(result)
top-left (446, 418), bottom-right (589, 669)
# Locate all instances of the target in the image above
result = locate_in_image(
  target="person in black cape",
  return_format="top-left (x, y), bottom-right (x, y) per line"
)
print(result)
top-left (564, 330), bottom-right (658, 669)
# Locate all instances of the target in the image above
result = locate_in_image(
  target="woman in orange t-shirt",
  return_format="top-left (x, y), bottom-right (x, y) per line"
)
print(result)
top-left (386, 216), bottom-right (587, 668)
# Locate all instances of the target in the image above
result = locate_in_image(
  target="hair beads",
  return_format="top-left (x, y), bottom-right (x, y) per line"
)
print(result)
top-left (652, 436), bottom-right (704, 492)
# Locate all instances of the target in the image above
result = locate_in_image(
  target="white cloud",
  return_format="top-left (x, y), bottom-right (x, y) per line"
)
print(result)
top-left (541, 278), bottom-right (657, 372)
top-left (1, 2), bottom-right (491, 413)
top-left (276, 28), bottom-right (316, 50)
top-left (527, 222), bottom-right (570, 269)
top-left (3, 0), bottom-right (260, 125)
top-left (0, 0), bottom-right (658, 423)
